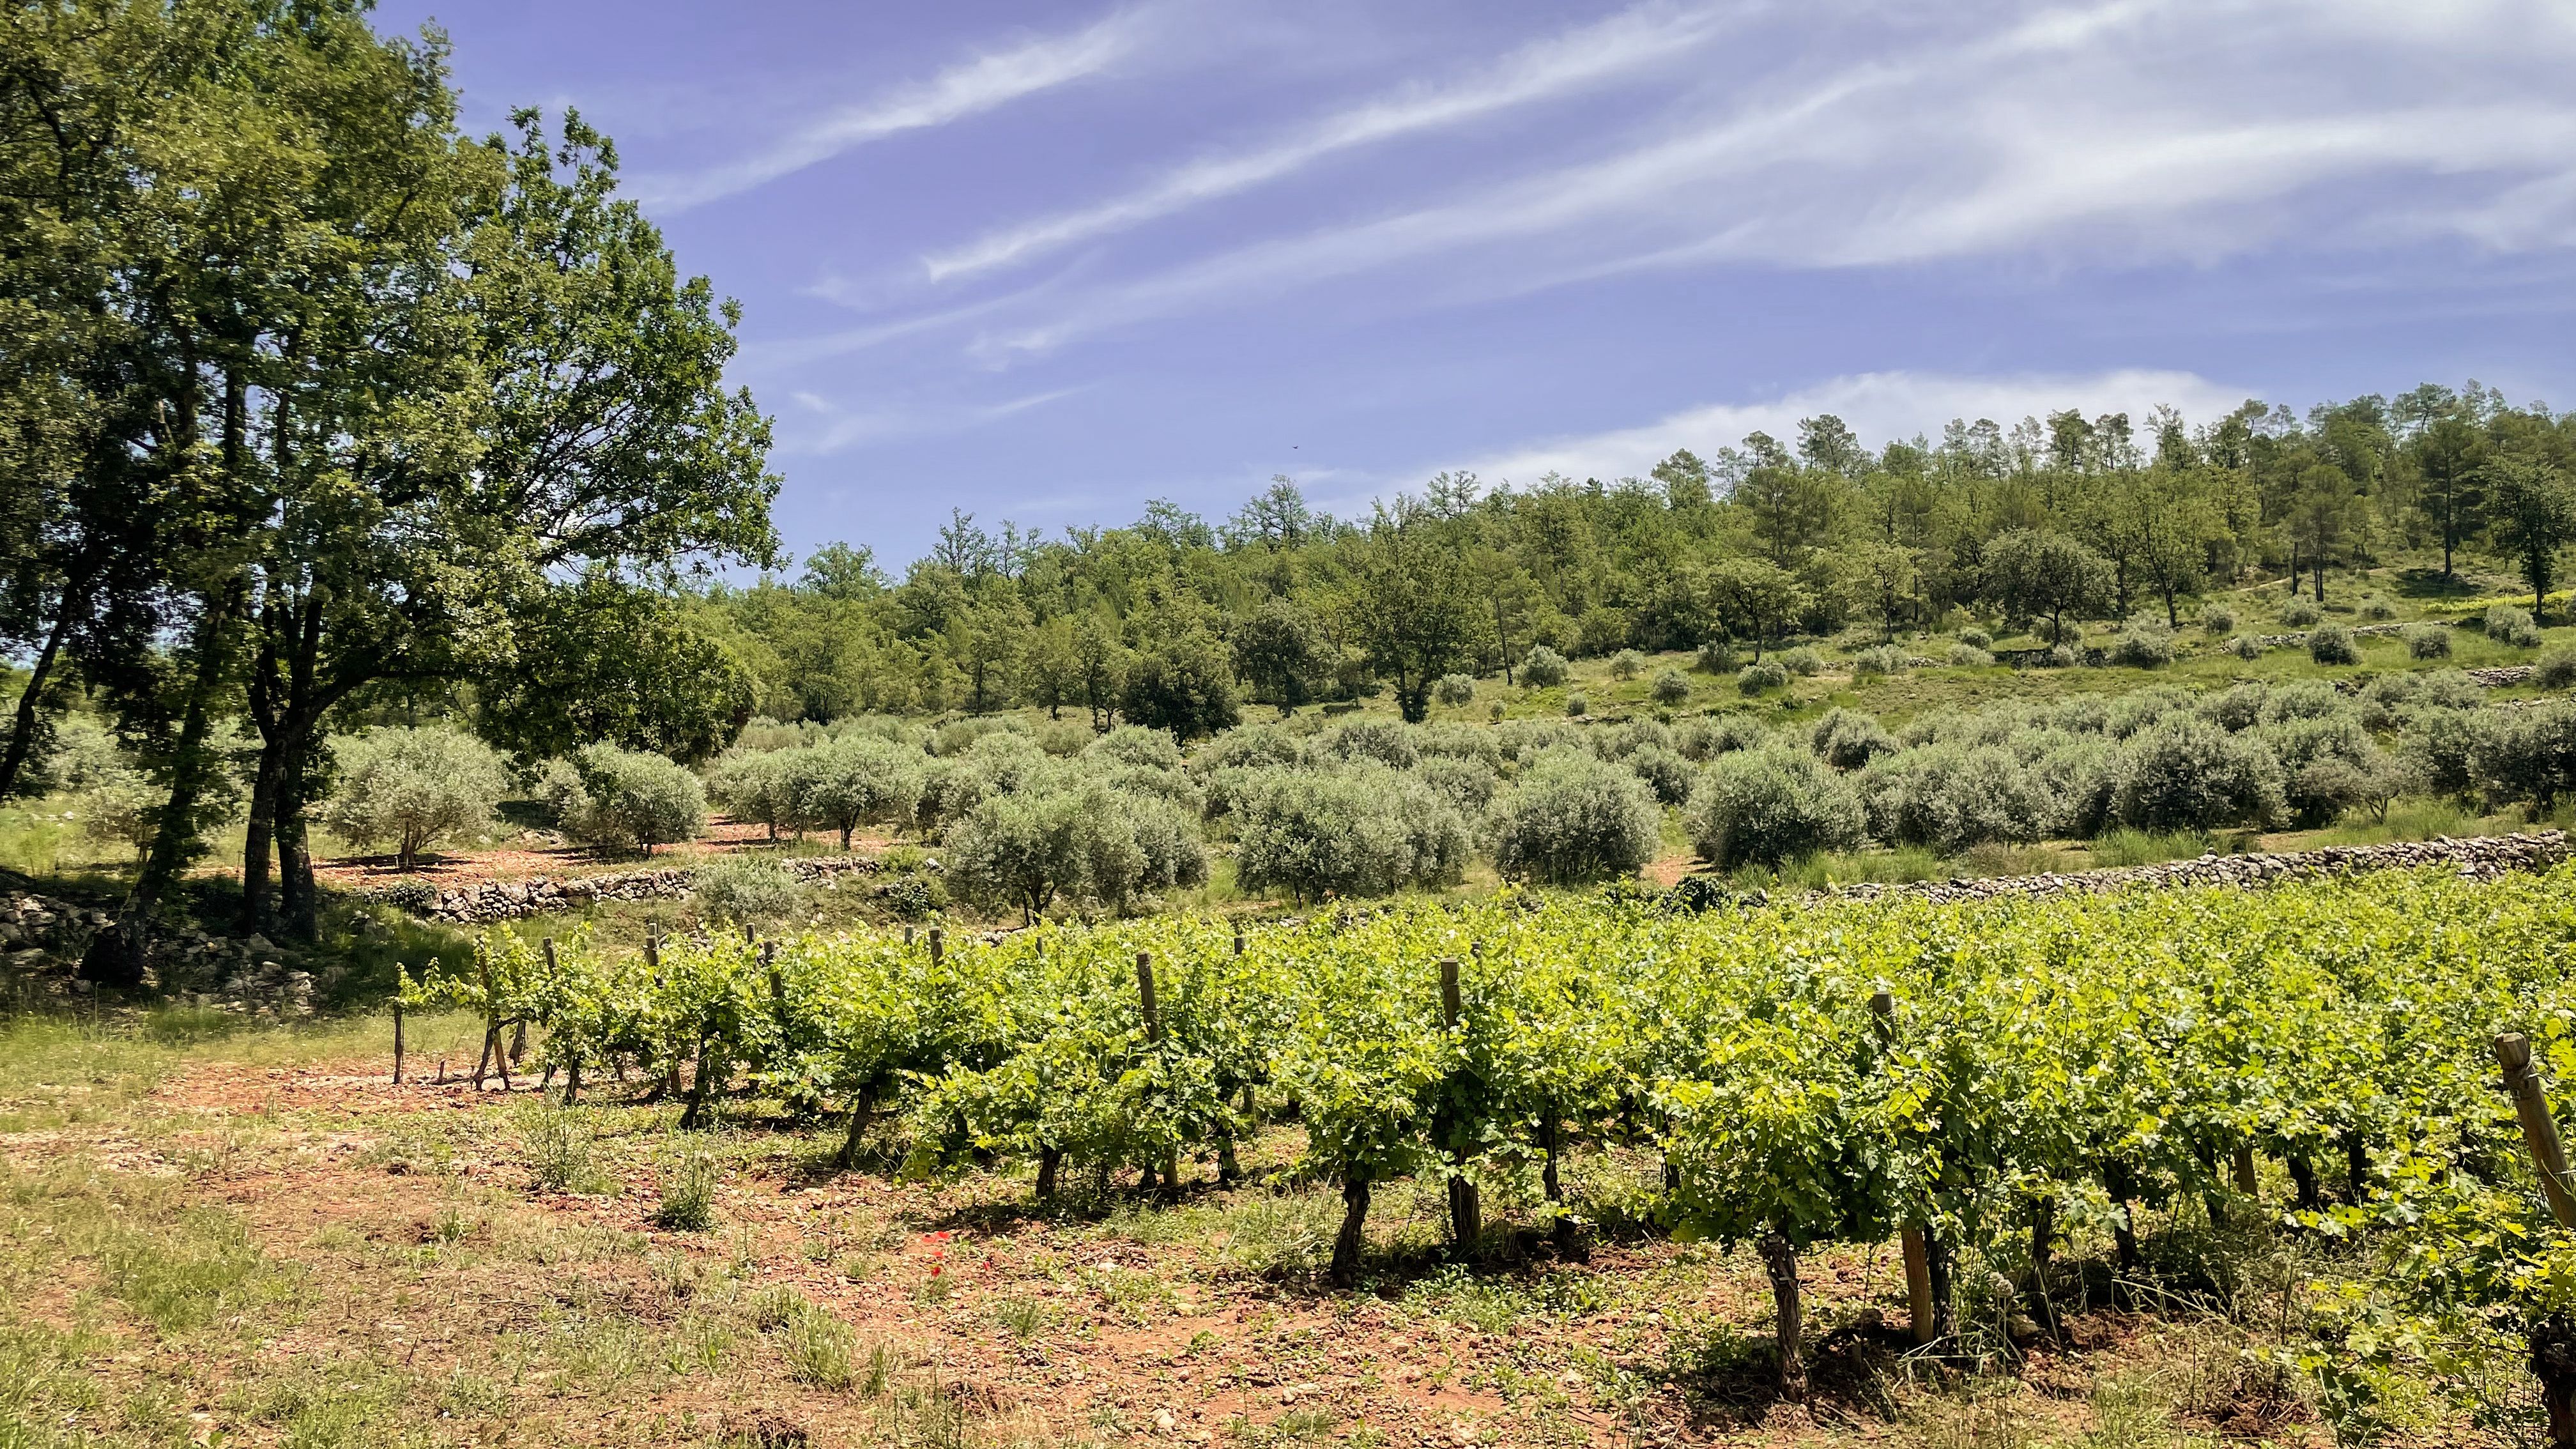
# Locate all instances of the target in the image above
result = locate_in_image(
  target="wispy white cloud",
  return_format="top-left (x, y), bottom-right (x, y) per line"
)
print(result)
top-left (1447, 369), bottom-right (2253, 486)
top-left (638, 7), bottom-right (1158, 210)
top-left (783, 386), bottom-right (1090, 456)
top-left (954, 0), bottom-right (2576, 356)
top-left (918, 0), bottom-right (1744, 282)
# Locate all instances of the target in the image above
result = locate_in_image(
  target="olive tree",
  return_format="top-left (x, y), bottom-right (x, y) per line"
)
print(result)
top-left (321, 726), bottom-right (510, 870)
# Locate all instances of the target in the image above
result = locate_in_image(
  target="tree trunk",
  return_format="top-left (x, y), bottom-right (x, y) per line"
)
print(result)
top-left (1037, 1145), bottom-right (1062, 1200)
top-left (1330, 1171), bottom-right (1371, 1285)
top-left (2533, 1320), bottom-right (2576, 1449)
top-left (836, 1080), bottom-right (879, 1169)
top-left (2343, 1130), bottom-right (2372, 1204)
top-left (2289, 1154), bottom-right (2320, 1211)
top-left (1446, 1174), bottom-right (1481, 1261)
top-left (1758, 1230), bottom-right (1807, 1402)
top-left (238, 747), bottom-right (279, 932)
top-left (2026, 1196), bottom-right (2060, 1340)
top-left (1923, 1226), bottom-right (1957, 1347)
top-left (84, 584), bottom-right (243, 988)
top-left (0, 590), bottom-right (79, 806)
top-left (1541, 1110), bottom-right (1581, 1257)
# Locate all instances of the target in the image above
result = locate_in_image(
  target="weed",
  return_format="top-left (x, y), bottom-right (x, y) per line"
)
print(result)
top-left (102, 1206), bottom-right (283, 1333)
top-left (784, 1305), bottom-right (859, 1390)
top-left (991, 1295), bottom-right (1049, 1340)
top-left (652, 1149), bottom-right (717, 1231)
top-left (518, 1104), bottom-right (608, 1194)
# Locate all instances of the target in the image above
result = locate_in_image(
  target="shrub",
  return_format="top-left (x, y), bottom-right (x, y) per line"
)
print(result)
top-left (2407, 706), bottom-right (2487, 796)
top-left (323, 726), bottom-right (509, 870)
top-left (1650, 668), bottom-right (1692, 705)
top-left (2227, 635), bottom-right (2266, 661)
top-left (652, 1150), bottom-right (717, 1230)
top-left (1232, 765), bottom-right (1468, 902)
top-left (2538, 651), bottom-right (2576, 689)
top-left (553, 743), bottom-right (707, 856)
top-left (1490, 750), bottom-right (1662, 885)
top-left (1416, 755), bottom-right (1501, 813)
top-left (1197, 724), bottom-right (1306, 774)
top-left (1948, 644), bottom-right (1995, 668)
top-left (1856, 742), bottom-right (2048, 852)
top-left (1957, 627), bottom-right (1994, 650)
top-left (1315, 718), bottom-right (1420, 770)
top-left (2041, 644), bottom-right (2077, 668)
top-left (788, 737), bottom-right (923, 848)
top-left (1085, 724), bottom-right (1186, 773)
top-left (2308, 624), bottom-right (2361, 666)
top-left (1736, 661), bottom-right (1788, 694)
top-left (2278, 595), bottom-right (2321, 627)
top-left (1564, 693), bottom-right (1589, 717)
top-left (2471, 700), bottom-right (2576, 810)
top-left (1521, 646), bottom-right (1570, 687)
top-left (2108, 627), bottom-right (2174, 669)
top-left (1694, 639), bottom-right (1738, 673)
top-left (2290, 752), bottom-right (2412, 825)
top-left (1609, 649), bottom-right (1646, 681)
top-left (2404, 624), bottom-right (2453, 660)
top-left (1677, 714), bottom-right (1770, 760)
top-left (1488, 702), bottom-right (1505, 723)
top-left (692, 854), bottom-right (805, 926)
top-left (1626, 743), bottom-right (1696, 806)
top-left (1684, 746), bottom-right (1866, 869)
top-left (2488, 603), bottom-right (2543, 648)
top-left (1851, 645), bottom-right (1907, 678)
top-left (2109, 717), bottom-right (2285, 833)
top-left (1809, 707), bottom-right (1899, 771)
top-left (709, 748), bottom-right (805, 841)
top-left (2199, 605), bottom-right (2235, 634)
top-left (1432, 673), bottom-right (1478, 707)
top-left (1778, 647), bottom-right (1823, 677)
top-left (2360, 595), bottom-right (2398, 620)
top-left (946, 783), bottom-right (1206, 921)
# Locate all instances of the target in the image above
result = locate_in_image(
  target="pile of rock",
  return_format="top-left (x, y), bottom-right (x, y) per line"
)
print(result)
top-left (1, 887), bottom-right (319, 1015)
top-left (381, 853), bottom-right (887, 924)
top-left (1835, 829), bottom-right (2570, 907)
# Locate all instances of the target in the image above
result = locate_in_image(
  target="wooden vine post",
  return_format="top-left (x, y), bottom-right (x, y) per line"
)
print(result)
top-left (392, 998), bottom-right (405, 1085)
top-left (1440, 956), bottom-right (1481, 1255)
top-left (2496, 1032), bottom-right (2576, 1447)
top-left (929, 926), bottom-right (944, 967)
top-left (1871, 990), bottom-right (1939, 1346)
top-left (1137, 952), bottom-right (1177, 1199)
top-left (547, 937), bottom-right (578, 1105)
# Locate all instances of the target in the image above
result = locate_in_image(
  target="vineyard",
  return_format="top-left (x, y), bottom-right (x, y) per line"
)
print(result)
top-left (411, 860), bottom-right (2576, 1439)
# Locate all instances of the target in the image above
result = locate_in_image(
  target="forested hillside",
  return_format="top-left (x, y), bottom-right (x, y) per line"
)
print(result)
top-left (693, 390), bottom-right (2576, 731)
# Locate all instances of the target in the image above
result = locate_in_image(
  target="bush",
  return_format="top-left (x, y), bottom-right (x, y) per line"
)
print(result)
top-left (1948, 643), bottom-right (1995, 668)
top-left (1778, 647), bottom-right (1823, 677)
top-left (551, 743), bottom-right (707, 856)
top-left (1650, 668), bottom-right (1692, 706)
top-left (2471, 700), bottom-right (2576, 810)
top-left (1626, 743), bottom-right (1696, 805)
top-left (2360, 595), bottom-right (2398, 620)
top-left (1490, 750), bottom-right (1662, 885)
top-left (2488, 603), bottom-right (2543, 648)
top-left (946, 782), bottom-right (1207, 921)
top-left (2538, 651), bottom-right (2576, 689)
top-left (322, 726), bottom-right (509, 870)
top-left (1416, 755), bottom-right (1501, 813)
top-left (1521, 646), bottom-right (1570, 687)
top-left (1677, 714), bottom-right (1770, 760)
top-left (1231, 765), bottom-right (1469, 902)
top-left (1315, 718), bottom-right (1420, 770)
top-left (1432, 673), bottom-right (1477, 707)
top-left (2041, 643), bottom-right (2077, 668)
top-left (1564, 693), bottom-right (1588, 718)
top-left (1851, 645), bottom-right (1907, 678)
top-left (652, 1149), bottom-right (717, 1230)
top-left (2278, 595), bottom-right (2321, 627)
top-left (1684, 746), bottom-right (1866, 869)
top-left (2108, 627), bottom-right (2174, 668)
top-left (1957, 627), bottom-right (1993, 650)
top-left (1809, 707), bottom-right (1898, 771)
top-left (1085, 724), bottom-right (1186, 773)
top-left (1736, 661), bottom-right (1788, 694)
top-left (2308, 624), bottom-right (2361, 666)
top-left (1856, 742), bottom-right (2048, 852)
top-left (2199, 605), bottom-right (2235, 634)
top-left (692, 853), bottom-right (805, 926)
top-left (788, 736), bottom-right (921, 848)
top-left (2108, 717), bottom-right (2284, 833)
top-left (2404, 624), bottom-right (2453, 660)
top-left (1694, 639), bottom-right (1738, 673)
top-left (2227, 635), bottom-right (2266, 661)
top-left (1609, 649), bottom-right (1646, 680)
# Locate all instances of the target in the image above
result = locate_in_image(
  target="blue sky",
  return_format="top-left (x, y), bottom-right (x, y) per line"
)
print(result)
top-left (374, 0), bottom-right (2576, 568)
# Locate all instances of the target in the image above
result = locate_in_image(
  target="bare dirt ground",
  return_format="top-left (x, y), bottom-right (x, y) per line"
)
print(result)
top-left (0, 1025), bottom-right (2342, 1449)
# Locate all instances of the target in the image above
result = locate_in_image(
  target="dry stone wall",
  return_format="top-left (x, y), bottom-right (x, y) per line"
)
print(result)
top-left (373, 853), bottom-right (889, 924)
